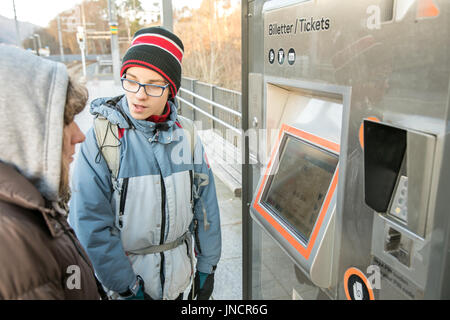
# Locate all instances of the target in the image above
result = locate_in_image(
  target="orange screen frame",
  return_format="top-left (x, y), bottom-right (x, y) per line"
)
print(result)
top-left (253, 124), bottom-right (340, 260)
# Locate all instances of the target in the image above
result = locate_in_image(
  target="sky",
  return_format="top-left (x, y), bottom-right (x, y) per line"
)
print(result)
top-left (0, 0), bottom-right (204, 27)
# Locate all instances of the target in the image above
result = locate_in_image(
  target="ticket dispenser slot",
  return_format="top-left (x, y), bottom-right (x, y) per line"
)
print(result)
top-left (364, 120), bottom-right (436, 291)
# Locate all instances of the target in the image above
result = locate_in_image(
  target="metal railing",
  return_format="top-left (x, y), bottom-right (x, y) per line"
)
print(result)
top-left (176, 78), bottom-right (243, 195)
top-left (176, 92), bottom-right (242, 135)
top-left (177, 78), bottom-right (242, 145)
top-left (179, 88), bottom-right (242, 118)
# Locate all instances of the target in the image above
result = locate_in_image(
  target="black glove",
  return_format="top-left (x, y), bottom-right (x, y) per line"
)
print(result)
top-left (188, 270), bottom-right (215, 300)
top-left (119, 275), bottom-right (152, 300)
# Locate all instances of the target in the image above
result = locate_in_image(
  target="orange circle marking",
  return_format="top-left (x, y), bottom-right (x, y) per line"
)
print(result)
top-left (344, 267), bottom-right (375, 300)
top-left (359, 116), bottom-right (380, 150)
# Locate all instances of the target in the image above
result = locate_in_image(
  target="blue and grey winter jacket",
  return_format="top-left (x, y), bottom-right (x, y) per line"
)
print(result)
top-left (69, 96), bottom-right (221, 299)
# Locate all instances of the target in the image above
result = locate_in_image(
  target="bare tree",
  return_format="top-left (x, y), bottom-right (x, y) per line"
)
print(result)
top-left (174, 0), bottom-right (241, 91)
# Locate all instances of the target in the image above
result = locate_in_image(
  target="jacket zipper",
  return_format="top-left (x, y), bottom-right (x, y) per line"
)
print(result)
top-left (189, 170), bottom-right (194, 209)
top-left (118, 178), bottom-right (129, 228)
top-left (193, 219), bottom-right (202, 255)
top-left (190, 170), bottom-right (202, 255)
top-left (159, 172), bottom-right (166, 296)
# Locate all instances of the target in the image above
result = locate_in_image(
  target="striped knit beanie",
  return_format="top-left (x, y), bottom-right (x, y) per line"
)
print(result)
top-left (121, 26), bottom-right (184, 99)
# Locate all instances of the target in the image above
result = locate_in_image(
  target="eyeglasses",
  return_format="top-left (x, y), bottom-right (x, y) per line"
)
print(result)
top-left (121, 77), bottom-right (169, 97)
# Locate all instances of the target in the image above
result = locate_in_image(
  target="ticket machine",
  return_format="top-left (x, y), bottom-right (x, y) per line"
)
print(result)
top-left (242, 0), bottom-right (450, 300)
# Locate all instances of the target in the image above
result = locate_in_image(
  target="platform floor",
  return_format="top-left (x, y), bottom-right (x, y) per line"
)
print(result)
top-left (209, 173), bottom-right (242, 300)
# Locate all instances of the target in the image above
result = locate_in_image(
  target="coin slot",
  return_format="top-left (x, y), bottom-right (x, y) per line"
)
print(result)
top-left (384, 227), bottom-right (412, 267)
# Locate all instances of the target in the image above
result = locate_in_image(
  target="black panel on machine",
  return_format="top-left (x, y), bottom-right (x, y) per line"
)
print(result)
top-left (364, 120), bottom-right (407, 213)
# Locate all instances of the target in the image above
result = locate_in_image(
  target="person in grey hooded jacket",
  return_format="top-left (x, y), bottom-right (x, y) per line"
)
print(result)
top-left (0, 45), bottom-right (104, 300)
top-left (69, 27), bottom-right (221, 300)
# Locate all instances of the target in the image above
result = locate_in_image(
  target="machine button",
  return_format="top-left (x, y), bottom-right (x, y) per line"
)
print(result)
top-left (268, 49), bottom-right (275, 64)
top-left (389, 175), bottom-right (408, 223)
top-left (288, 48), bottom-right (296, 65)
top-left (277, 48), bottom-right (285, 64)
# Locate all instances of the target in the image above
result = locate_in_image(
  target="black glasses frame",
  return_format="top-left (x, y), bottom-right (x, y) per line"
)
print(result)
top-left (121, 77), bottom-right (169, 97)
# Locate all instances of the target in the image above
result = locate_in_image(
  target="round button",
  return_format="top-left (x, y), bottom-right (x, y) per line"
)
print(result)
top-left (268, 49), bottom-right (275, 64)
top-left (288, 48), bottom-right (296, 65)
top-left (277, 48), bottom-right (285, 65)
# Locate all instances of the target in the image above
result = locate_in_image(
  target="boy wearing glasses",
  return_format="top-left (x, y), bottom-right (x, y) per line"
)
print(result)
top-left (69, 27), bottom-right (221, 300)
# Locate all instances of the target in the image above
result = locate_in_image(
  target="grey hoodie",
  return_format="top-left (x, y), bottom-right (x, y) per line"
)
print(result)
top-left (0, 45), bottom-right (68, 201)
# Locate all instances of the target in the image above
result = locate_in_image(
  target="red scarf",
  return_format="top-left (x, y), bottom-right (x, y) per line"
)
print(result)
top-left (119, 103), bottom-right (170, 139)
top-left (147, 103), bottom-right (170, 123)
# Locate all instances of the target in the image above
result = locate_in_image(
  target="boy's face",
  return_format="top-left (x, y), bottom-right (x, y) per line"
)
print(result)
top-left (123, 67), bottom-right (170, 120)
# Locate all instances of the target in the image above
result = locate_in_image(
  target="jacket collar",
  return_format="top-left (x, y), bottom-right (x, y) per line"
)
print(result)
top-left (122, 97), bottom-right (179, 139)
top-left (147, 102), bottom-right (171, 123)
top-left (91, 95), bottom-right (182, 144)
top-left (0, 162), bottom-right (64, 238)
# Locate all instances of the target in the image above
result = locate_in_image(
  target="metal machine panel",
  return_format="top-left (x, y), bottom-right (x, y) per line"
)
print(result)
top-left (244, 0), bottom-right (450, 300)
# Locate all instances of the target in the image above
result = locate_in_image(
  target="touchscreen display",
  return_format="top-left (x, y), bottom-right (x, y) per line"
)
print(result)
top-left (261, 134), bottom-right (338, 242)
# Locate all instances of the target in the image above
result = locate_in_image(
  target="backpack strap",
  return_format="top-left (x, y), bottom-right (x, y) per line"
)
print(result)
top-left (94, 114), bottom-right (194, 183)
top-left (93, 116), bottom-right (121, 182)
top-left (177, 116), bottom-right (210, 231)
top-left (177, 115), bottom-right (197, 159)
